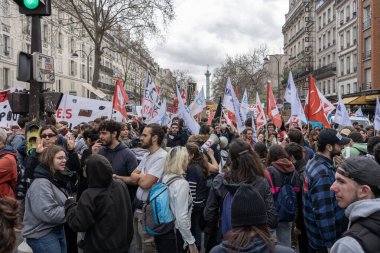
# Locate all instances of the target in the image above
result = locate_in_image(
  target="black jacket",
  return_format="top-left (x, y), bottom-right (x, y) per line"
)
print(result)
top-left (65, 155), bottom-right (133, 253)
top-left (204, 174), bottom-right (278, 231)
top-left (166, 132), bottom-right (184, 147)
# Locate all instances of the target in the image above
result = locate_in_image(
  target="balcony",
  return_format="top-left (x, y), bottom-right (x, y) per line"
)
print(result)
top-left (313, 63), bottom-right (337, 79)
top-left (100, 65), bottom-right (114, 77)
top-left (363, 50), bottom-right (371, 60)
top-left (363, 19), bottom-right (371, 30)
top-left (95, 81), bottom-right (114, 92)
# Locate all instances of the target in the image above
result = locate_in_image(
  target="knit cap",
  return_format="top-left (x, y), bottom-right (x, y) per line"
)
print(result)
top-left (231, 184), bottom-right (268, 228)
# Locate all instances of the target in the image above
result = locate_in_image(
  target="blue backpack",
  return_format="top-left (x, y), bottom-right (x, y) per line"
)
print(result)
top-left (271, 170), bottom-right (297, 222)
top-left (143, 176), bottom-right (181, 236)
top-left (220, 191), bottom-right (234, 237)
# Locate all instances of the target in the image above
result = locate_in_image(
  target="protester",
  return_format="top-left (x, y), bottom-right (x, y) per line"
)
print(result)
top-left (210, 184), bottom-right (294, 253)
top-left (0, 127), bottom-right (17, 198)
top-left (154, 146), bottom-right (198, 253)
top-left (22, 145), bottom-right (69, 253)
top-left (92, 120), bottom-right (138, 201)
top-left (167, 123), bottom-right (185, 147)
top-left (302, 128), bottom-right (350, 252)
top-left (266, 144), bottom-right (300, 247)
top-left (216, 118), bottom-right (234, 143)
top-left (185, 142), bottom-right (209, 250)
top-left (285, 142), bottom-right (309, 253)
top-left (342, 132), bottom-right (368, 159)
top-left (366, 136), bottom-right (380, 160)
top-left (119, 123), bottom-right (134, 148)
top-left (204, 138), bottom-right (277, 252)
top-left (65, 154), bottom-right (133, 253)
top-left (330, 156), bottom-right (380, 253)
top-left (0, 196), bottom-right (19, 253)
top-left (288, 128), bottom-right (315, 161)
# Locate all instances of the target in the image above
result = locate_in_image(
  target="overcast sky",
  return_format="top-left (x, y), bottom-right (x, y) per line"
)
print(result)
top-left (147, 0), bottom-right (289, 92)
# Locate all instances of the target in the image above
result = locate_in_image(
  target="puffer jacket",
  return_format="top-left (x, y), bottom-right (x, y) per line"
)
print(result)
top-left (0, 146), bottom-right (17, 198)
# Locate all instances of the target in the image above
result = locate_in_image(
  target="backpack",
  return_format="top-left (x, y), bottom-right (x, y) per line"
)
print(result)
top-left (143, 176), bottom-right (181, 236)
top-left (268, 169), bottom-right (297, 222)
top-left (220, 191), bottom-right (234, 237)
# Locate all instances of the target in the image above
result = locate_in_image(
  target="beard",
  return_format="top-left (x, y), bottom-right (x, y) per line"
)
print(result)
top-left (331, 146), bottom-right (342, 158)
top-left (103, 137), bottom-right (113, 147)
top-left (141, 137), bottom-right (153, 149)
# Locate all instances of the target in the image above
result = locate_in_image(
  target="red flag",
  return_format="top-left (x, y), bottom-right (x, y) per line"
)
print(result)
top-left (266, 81), bottom-right (282, 128)
top-left (305, 74), bottom-right (330, 128)
top-left (227, 111), bottom-right (236, 123)
top-left (208, 110), bottom-right (215, 125)
top-left (113, 80), bottom-right (130, 119)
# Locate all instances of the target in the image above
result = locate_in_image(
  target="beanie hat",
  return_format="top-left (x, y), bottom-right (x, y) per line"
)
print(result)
top-left (231, 184), bottom-right (268, 228)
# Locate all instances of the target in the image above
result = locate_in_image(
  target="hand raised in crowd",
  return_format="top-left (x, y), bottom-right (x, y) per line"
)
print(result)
top-left (91, 140), bottom-right (102, 154)
top-left (66, 133), bottom-right (75, 151)
top-left (206, 147), bottom-right (214, 156)
top-left (35, 138), bottom-right (46, 154)
top-left (333, 155), bottom-right (343, 168)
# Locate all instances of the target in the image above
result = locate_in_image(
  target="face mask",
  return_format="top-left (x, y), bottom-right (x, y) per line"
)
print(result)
top-left (221, 123), bottom-right (227, 130)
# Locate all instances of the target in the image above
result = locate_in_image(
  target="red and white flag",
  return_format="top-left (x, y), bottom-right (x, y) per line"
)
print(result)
top-left (181, 87), bottom-right (187, 106)
top-left (112, 80), bottom-right (130, 119)
top-left (304, 74), bottom-right (330, 128)
top-left (255, 92), bottom-right (267, 129)
top-left (266, 81), bottom-right (282, 128)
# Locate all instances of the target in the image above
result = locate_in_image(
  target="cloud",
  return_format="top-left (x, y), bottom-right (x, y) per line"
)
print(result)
top-left (148, 0), bottom-right (288, 90)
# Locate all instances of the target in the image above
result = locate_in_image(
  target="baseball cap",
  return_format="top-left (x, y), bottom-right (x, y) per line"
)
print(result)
top-left (318, 128), bottom-right (351, 145)
top-left (340, 128), bottom-right (351, 137)
top-left (338, 156), bottom-right (380, 190)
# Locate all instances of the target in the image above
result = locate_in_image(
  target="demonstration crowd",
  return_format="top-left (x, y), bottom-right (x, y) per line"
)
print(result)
top-left (0, 114), bottom-right (380, 253)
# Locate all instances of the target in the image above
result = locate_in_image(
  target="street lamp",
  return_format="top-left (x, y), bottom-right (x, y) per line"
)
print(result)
top-left (264, 54), bottom-right (288, 98)
top-left (72, 48), bottom-right (97, 98)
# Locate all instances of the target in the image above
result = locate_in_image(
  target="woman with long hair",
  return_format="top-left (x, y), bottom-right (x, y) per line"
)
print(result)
top-left (210, 184), bottom-right (294, 253)
top-left (22, 145), bottom-right (70, 253)
top-left (185, 142), bottom-right (209, 250)
top-left (203, 138), bottom-right (277, 252)
top-left (0, 197), bottom-right (19, 253)
top-left (266, 144), bottom-right (301, 247)
top-left (154, 146), bottom-right (198, 253)
top-left (308, 129), bottom-right (319, 152)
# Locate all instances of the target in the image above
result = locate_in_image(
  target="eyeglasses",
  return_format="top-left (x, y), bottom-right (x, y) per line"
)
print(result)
top-left (41, 133), bottom-right (57, 139)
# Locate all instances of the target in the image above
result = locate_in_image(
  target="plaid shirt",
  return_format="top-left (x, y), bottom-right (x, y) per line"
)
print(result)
top-left (302, 154), bottom-right (346, 249)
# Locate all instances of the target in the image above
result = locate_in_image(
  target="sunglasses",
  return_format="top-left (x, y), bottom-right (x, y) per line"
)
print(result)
top-left (41, 133), bottom-right (57, 139)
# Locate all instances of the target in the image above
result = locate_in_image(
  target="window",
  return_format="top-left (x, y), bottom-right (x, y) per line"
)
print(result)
top-left (3, 35), bottom-right (10, 56)
top-left (70, 38), bottom-right (75, 53)
top-left (58, 80), bottom-right (62, 92)
top-left (328, 8), bottom-right (331, 21)
top-left (347, 83), bottom-right (351, 93)
top-left (346, 56), bottom-right (351, 73)
top-left (58, 32), bottom-right (63, 49)
top-left (365, 68), bottom-right (372, 88)
top-left (81, 64), bottom-right (86, 79)
top-left (70, 60), bottom-right (77, 76)
top-left (341, 85), bottom-right (345, 95)
top-left (353, 53), bottom-right (357, 71)
top-left (340, 33), bottom-right (344, 49)
top-left (353, 82), bottom-right (358, 93)
top-left (346, 5), bottom-right (350, 20)
top-left (346, 30), bottom-right (350, 47)
top-left (364, 37), bottom-right (371, 52)
top-left (43, 24), bottom-right (48, 42)
top-left (71, 82), bottom-right (75, 91)
top-left (328, 80), bottom-right (331, 94)
top-left (81, 44), bottom-right (86, 58)
top-left (3, 68), bottom-right (9, 89)
top-left (26, 43), bottom-right (31, 54)
top-left (333, 79), bottom-right (336, 93)
top-left (340, 58), bottom-right (344, 75)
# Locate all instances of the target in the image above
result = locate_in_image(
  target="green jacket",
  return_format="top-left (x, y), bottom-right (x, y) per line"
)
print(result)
top-left (342, 143), bottom-right (368, 159)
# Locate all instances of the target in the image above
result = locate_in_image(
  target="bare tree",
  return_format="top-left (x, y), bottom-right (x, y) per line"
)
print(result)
top-left (212, 46), bottom-right (269, 103)
top-left (55, 0), bottom-right (174, 88)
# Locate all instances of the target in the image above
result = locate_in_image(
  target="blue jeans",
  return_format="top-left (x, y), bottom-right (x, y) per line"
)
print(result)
top-left (276, 221), bottom-right (292, 247)
top-left (27, 226), bottom-right (66, 253)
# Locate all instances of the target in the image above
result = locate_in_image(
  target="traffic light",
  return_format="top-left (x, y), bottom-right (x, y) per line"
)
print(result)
top-left (13, 0), bottom-right (51, 16)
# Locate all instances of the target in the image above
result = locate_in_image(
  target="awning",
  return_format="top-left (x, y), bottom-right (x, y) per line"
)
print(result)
top-left (333, 96), bottom-right (360, 105)
top-left (79, 82), bottom-right (107, 99)
top-left (349, 94), bottom-right (378, 105)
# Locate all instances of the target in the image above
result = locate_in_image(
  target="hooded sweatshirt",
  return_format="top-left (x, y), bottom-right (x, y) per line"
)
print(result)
top-left (210, 237), bottom-right (295, 253)
top-left (0, 146), bottom-right (17, 198)
top-left (342, 143), bottom-right (368, 159)
top-left (22, 164), bottom-right (67, 239)
top-left (331, 198), bottom-right (380, 253)
top-left (65, 154), bottom-right (133, 253)
top-left (267, 158), bottom-right (301, 195)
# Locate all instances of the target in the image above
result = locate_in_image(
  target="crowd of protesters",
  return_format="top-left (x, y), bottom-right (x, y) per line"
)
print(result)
top-left (0, 114), bottom-right (380, 253)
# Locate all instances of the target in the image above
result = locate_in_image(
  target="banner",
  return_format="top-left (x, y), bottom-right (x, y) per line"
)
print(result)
top-left (112, 80), bottom-right (130, 119)
top-left (0, 90), bottom-right (19, 128)
top-left (141, 71), bottom-right (161, 120)
top-left (56, 94), bottom-right (122, 127)
top-left (255, 92), bottom-right (267, 129)
top-left (333, 96), bottom-right (352, 127)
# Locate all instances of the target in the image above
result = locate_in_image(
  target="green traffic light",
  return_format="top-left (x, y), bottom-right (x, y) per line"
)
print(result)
top-left (23, 0), bottom-right (39, 9)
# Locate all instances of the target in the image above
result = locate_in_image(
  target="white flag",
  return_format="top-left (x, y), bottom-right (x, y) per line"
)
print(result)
top-left (375, 97), bottom-right (380, 131)
top-left (240, 88), bottom-right (250, 122)
top-left (141, 71), bottom-right (161, 120)
top-left (176, 85), bottom-right (200, 134)
top-left (190, 86), bottom-right (206, 117)
top-left (284, 72), bottom-right (307, 124)
top-left (333, 96), bottom-right (352, 127)
top-left (147, 98), bottom-right (167, 125)
top-left (354, 108), bottom-right (364, 117)
top-left (222, 78), bottom-right (245, 134)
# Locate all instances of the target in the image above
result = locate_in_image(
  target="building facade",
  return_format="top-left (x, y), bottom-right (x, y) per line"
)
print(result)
top-left (0, 1), bottom-right (175, 102)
